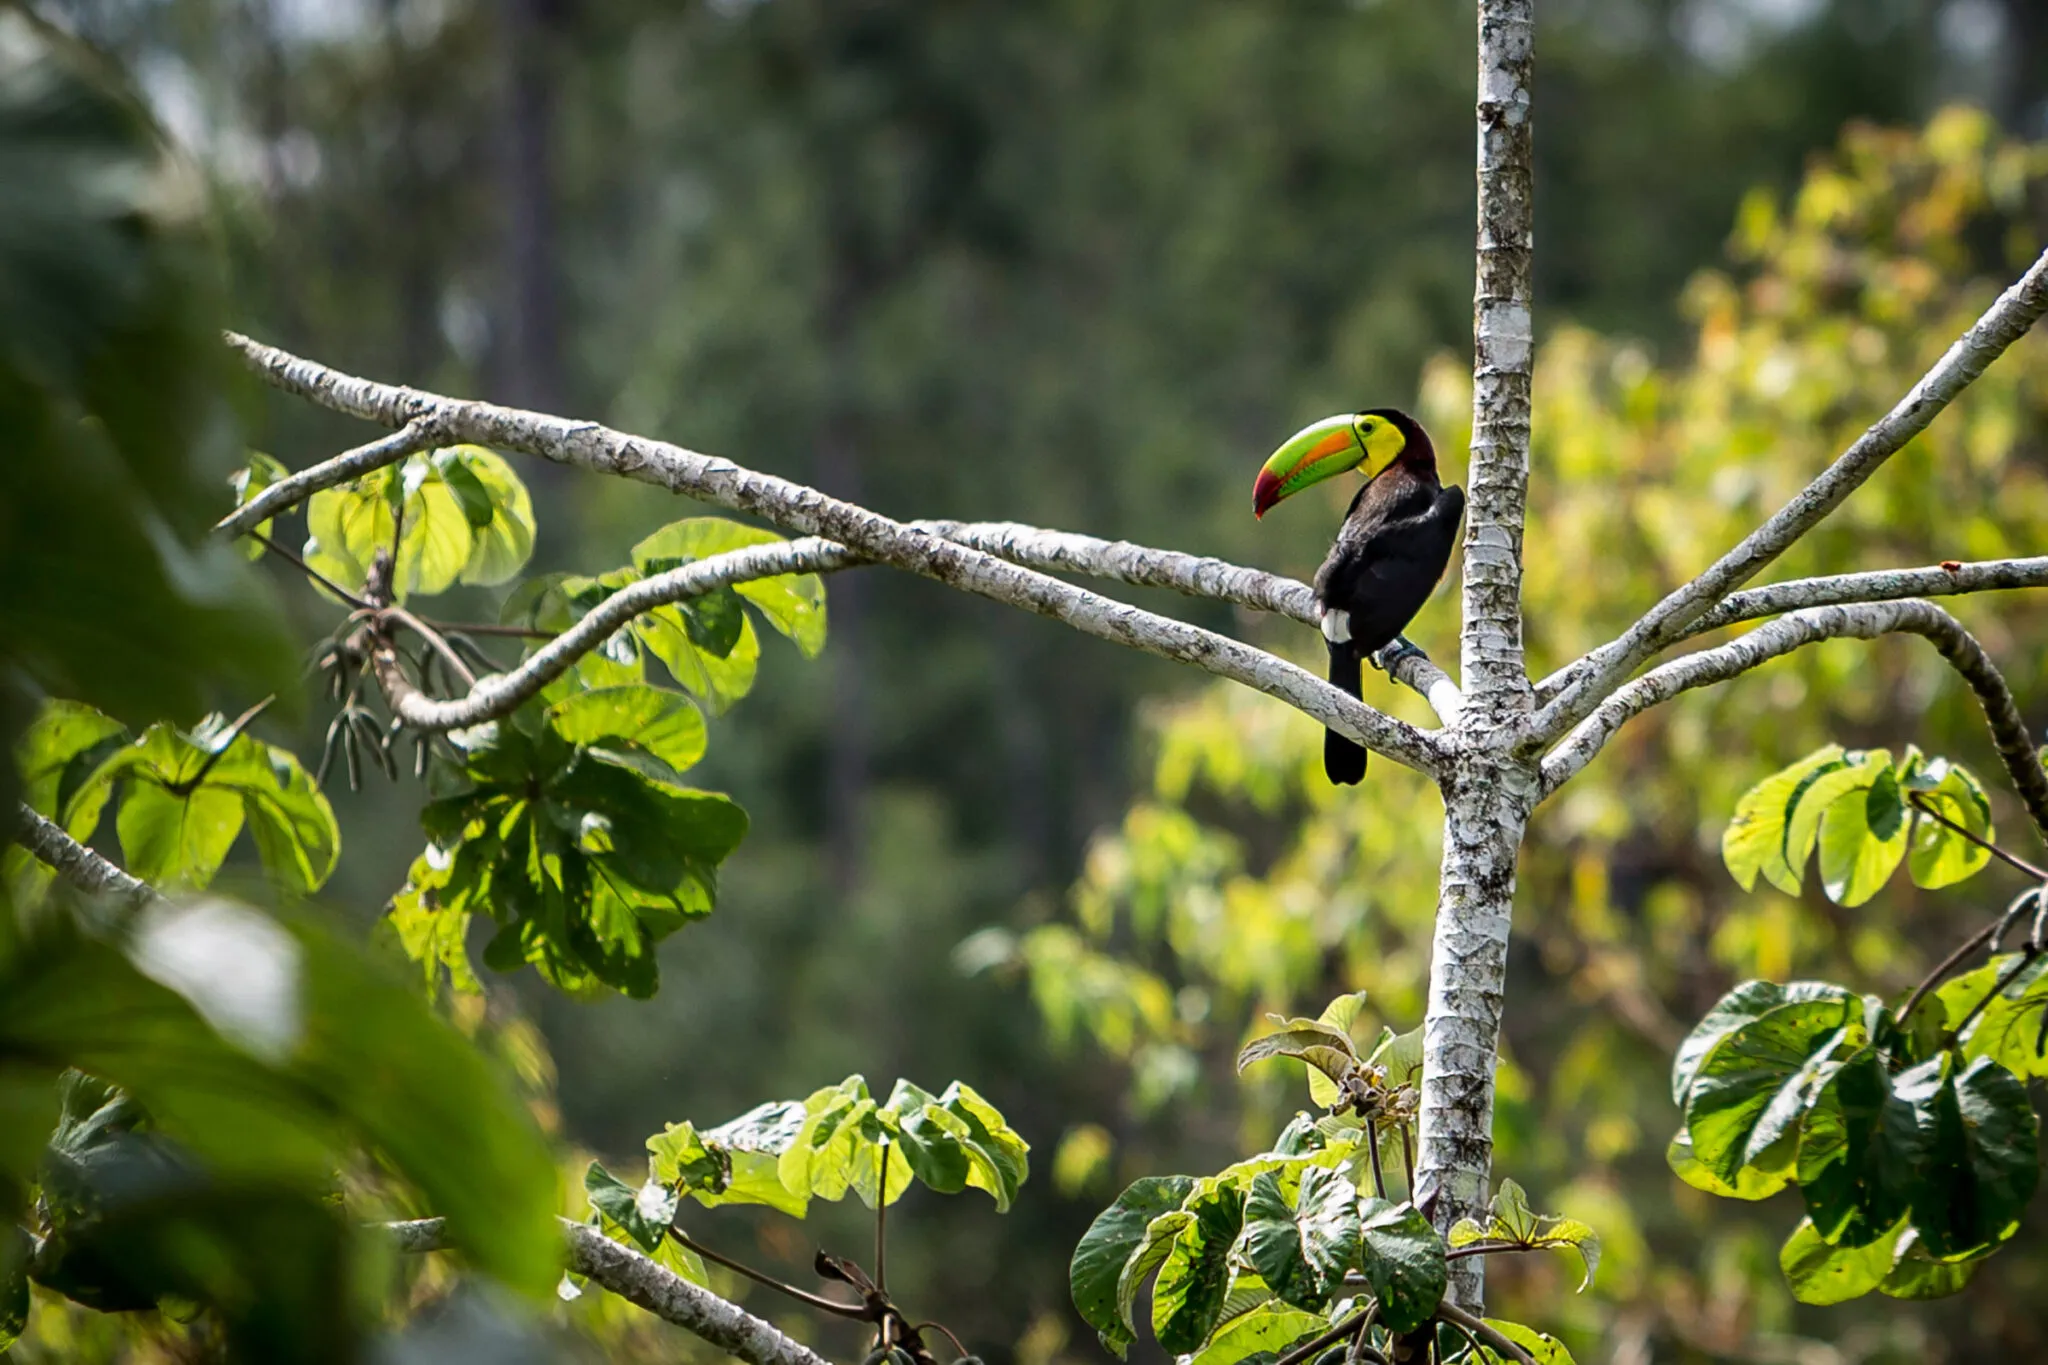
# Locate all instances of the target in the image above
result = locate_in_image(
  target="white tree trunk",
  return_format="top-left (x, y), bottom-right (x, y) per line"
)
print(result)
top-left (1415, 0), bottom-right (1537, 1309)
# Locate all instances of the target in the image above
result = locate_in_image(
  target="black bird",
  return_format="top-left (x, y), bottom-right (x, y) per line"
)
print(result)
top-left (1252, 409), bottom-right (1465, 784)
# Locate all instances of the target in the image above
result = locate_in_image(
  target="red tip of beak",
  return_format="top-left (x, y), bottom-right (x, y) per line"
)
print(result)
top-left (1253, 469), bottom-right (1281, 520)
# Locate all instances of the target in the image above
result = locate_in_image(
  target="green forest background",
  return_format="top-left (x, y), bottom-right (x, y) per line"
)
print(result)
top-left (33, 1), bottom-right (2048, 1360)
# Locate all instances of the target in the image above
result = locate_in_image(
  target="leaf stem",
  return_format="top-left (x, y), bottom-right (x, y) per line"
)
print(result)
top-left (1907, 794), bottom-right (2048, 881)
top-left (665, 1226), bottom-right (871, 1321)
top-left (1944, 941), bottom-right (2043, 1047)
top-left (1898, 885), bottom-right (2042, 1025)
top-left (1272, 1308), bottom-right (1371, 1365)
top-left (382, 606), bottom-right (479, 688)
top-left (1364, 1121), bottom-right (1386, 1200)
top-left (247, 529), bottom-right (373, 610)
top-left (1434, 1301), bottom-right (1535, 1365)
top-left (167, 695), bottom-right (276, 795)
top-left (875, 1140), bottom-right (890, 1296)
top-left (913, 1321), bottom-right (970, 1360)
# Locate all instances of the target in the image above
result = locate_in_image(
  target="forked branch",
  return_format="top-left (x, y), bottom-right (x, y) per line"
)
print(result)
top-left (1533, 247), bottom-right (2048, 742)
top-left (1538, 601), bottom-right (2048, 848)
top-left (1531, 555), bottom-right (2048, 707)
top-left (224, 333), bottom-right (1453, 771)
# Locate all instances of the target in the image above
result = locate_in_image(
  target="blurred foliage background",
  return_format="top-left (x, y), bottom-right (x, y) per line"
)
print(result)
top-left (24, 0), bottom-right (2048, 1360)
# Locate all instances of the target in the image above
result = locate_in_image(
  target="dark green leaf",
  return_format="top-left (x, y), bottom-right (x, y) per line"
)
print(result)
top-left (1908, 1056), bottom-right (2037, 1258)
top-left (1356, 1198), bottom-right (1446, 1334)
top-left (1684, 994), bottom-right (1856, 1184)
top-left (1240, 1166), bottom-right (1359, 1310)
top-left (1778, 1217), bottom-right (1902, 1305)
top-left (1671, 979), bottom-right (1852, 1104)
top-left (1794, 1048), bottom-right (1919, 1247)
top-left (585, 1161), bottom-right (673, 1254)
top-left (1152, 1181), bottom-right (1244, 1354)
top-left (1070, 1174), bottom-right (1197, 1357)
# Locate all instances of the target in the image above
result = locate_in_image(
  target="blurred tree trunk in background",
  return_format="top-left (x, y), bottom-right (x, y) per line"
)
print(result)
top-left (498, 0), bottom-right (566, 415)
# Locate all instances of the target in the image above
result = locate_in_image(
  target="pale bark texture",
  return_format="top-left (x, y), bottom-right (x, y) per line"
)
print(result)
top-left (1414, 0), bottom-right (1539, 1309)
top-left (390, 1218), bottom-right (837, 1365)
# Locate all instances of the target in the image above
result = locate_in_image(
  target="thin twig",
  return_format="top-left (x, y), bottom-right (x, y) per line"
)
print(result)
top-left (1272, 1309), bottom-right (1372, 1365)
top-left (1397, 1126), bottom-right (1415, 1201)
top-left (419, 618), bottom-right (558, 639)
top-left (1434, 1301), bottom-right (1536, 1365)
top-left (382, 606), bottom-right (479, 688)
top-left (1898, 886), bottom-right (2042, 1025)
top-left (666, 1226), bottom-right (871, 1321)
top-left (1945, 945), bottom-right (2042, 1045)
top-left (912, 1322), bottom-right (970, 1361)
top-left (168, 695), bottom-right (276, 795)
top-left (1444, 1241), bottom-right (1541, 1262)
top-left (1364, 1122), bottom-right (1387, 1200)
top-left (248, 529), bottom-right (372, 610)
top-left (875, 1141), bottom-right (890, 1296)
top-left (1908, 794), bottom-right (2048, 881)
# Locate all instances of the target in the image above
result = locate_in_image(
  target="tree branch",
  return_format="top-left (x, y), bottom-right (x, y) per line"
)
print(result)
top-left (1531, 246), bottom-right (2048, 745)
top-left (13, 805), bottom-right (157, 910)
top-left (1532, 555), bottom-right (2048, 706)
top-left (389, 1217), bottom-right (838, 1365)
top-left (217, 418), bottom-right (442, 536)
top-left (224, 333), bottom-right (1451, 772)
top-left (1538, 602), bottom-right (2048, 848)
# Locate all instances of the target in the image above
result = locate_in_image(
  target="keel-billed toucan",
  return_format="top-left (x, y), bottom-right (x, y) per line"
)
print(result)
top-left (1253, 409), bottom-right (1464, 785)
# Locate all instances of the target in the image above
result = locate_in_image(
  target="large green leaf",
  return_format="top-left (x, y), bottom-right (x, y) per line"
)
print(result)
top-left (1356, 1198), bottom-right (1445, 1334)
top-left (1794, 1048), bottom-right (1920, 1248)
top-left (1152, 1181), bottom-right (1244, 1354)
top-left (1670, 980), bottom-right (1852, 1105)
top-left (1071, 1174), bottom-right (1197, 1356)
top-left (1815, 765), bottom-right (1907, 906)
top-left (547, 685), bottom-right (708, 779)
top-left (1779, 750), bottom-right (1890, 895)
top-left (2, 903), bottom-right (559, 1301)
top-left (1721, 747), bottom-right (1845, 893)
top-left (1904, 759), bottom-right (1993, 889)
top-left (585, 1160), bottom-right (672, 1253)
top-left (1945, 955), bottom-right (2048, 1080)
top-left (1906, 1055), bottom-right (2037, 1258)
top-left (1683, 994), bottom-right (1858, 1184)
top-left (1184, 1302), bottom-right (1324, 1365)
top-left (1778, 1216), bottom-right (1903, 1305)
top-left (35, 711), bottom-right (341, 897)
top-left (1240, 1165), bottom-right (1359, 1310)
top-left (1665, 1130), bottom-right (1788, 1201)
top-left (302, 446), bottom-right (533, 600)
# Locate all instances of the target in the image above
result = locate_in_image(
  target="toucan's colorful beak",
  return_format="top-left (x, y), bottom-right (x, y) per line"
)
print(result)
top-left (1253, 415), bottom-right (1364, 520)
top-left (1253, 468), bottom-right (1283, 519)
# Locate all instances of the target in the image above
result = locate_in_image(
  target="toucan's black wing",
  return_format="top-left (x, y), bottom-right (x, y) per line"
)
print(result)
top-left (1316, 483), bottom-right (1465, 657)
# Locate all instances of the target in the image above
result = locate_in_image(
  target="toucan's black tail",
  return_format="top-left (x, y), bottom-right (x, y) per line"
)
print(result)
top-left (1324, 642), bottom-right (1367, 785)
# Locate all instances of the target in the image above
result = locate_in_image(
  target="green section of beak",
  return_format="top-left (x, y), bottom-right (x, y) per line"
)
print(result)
top-left (1253, 415), bottom-right (1361, 518)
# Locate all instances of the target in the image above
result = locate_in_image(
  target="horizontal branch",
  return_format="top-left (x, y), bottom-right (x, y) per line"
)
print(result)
top-left (13, 804), bottom-right (156, 910)
top-left (226, 333), bottom-right (1451, 773)
top-left (1539, 601), bottom-right (2048, 847)
top-left (1531, 555), bottom-right (2048, 706)
top-left (390, 1217), bottom-right (836, 1365)
top-left (217, 418), bottom-right (441, 536)
top-left (1532, 247), bottom-right (2048, 746)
